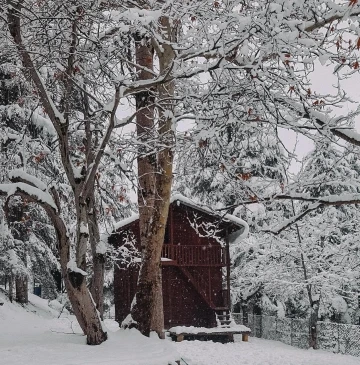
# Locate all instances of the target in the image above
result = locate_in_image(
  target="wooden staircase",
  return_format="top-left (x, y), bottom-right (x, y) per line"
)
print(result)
top-left (215, 309), bottom-right (236, 328)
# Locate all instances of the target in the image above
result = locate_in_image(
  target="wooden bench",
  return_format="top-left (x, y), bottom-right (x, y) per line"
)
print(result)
top-left (168, 326), bottom-right (251, 343)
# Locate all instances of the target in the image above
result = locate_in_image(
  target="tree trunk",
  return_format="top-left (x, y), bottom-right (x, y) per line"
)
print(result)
top-left (130, 31), bottom-right (157, 336)
top-left (15, 275), bottom-right (28, 304)
top-left (293, 207), bottom-right (319, 350)
top-left (8, 274), bottom-right (14, 303)
top-left (130, 16), bottom-right (176, 337)
top-left (151, 270), bottom-right (164, 335)
top-left (149, 16), bottom-right (176, 334)
top-left (241, 304), bottom-right (249, 326)
top-left (53, 211), bottom-right (107, 345)
top-left (90, 253), bottom-right (105, 319)
top-left (65, 273), bottom-right (107, 345)
top-left (88, 196), bottom-right (105, 319)
top-left (309, 299), bottom-right (320, 349)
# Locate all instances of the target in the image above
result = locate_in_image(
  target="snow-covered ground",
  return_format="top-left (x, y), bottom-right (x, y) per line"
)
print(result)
top-left (1, 290), bottom-right (359, 365)
top-left (0, 291), bottom-right (178, 365)
top-left (176, 336), bottom-right (360, 365)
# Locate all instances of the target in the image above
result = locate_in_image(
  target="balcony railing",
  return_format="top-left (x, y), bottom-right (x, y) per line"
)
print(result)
top-left (162, 244), bottom-right (227, 266)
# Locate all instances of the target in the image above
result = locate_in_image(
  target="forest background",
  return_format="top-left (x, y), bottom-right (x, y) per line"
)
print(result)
top-left (1, 0), bottom-right (360, 347)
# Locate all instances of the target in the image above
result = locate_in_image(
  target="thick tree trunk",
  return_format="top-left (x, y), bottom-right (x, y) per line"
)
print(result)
top-left (15, 275), bottom-right (28, 304)
top-left (53, 210), bottom-right (107, 345)
top-left (65, 273), bottom-right (107, 345)
top-left (130, 16), bottom-right (176, 337)
top-left (130, 32), bottom-right (158, 336)
top-left (151, 270), bottom-right (164, 335)
top-left (90, 253), bottom-right (105, 319)
top-left (149, 16), bottom-right (176, 334)
top-left (88, 196), bottom-right (105, 319)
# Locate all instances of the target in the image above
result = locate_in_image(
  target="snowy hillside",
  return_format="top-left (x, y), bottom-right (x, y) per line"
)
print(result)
top-left (0, 290), bottom-right (178, 365)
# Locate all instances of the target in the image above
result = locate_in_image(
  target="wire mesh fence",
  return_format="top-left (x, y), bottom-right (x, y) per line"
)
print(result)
top-left (233, 313), bottom-right (360, 357)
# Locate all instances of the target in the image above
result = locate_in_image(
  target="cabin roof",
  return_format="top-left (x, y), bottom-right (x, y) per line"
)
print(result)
top-left (113, 193), bottom-right (249, 238)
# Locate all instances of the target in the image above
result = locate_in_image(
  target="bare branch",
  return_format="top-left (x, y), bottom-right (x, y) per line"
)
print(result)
top-left (82, 86), bottom-right (121, 198)
top-left (304, 8), bottom-right (360, 33)
top-left (7, 0), bottom-right (65, 129)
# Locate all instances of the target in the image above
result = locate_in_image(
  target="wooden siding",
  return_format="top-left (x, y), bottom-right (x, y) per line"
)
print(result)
top-left (112, 199), bottom-right (235, 328)
top-left (162, 245), bottom-right (227, 266)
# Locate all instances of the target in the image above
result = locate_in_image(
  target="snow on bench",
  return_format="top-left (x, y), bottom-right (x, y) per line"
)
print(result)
top-left (168, 325), bottom-right (251, 343)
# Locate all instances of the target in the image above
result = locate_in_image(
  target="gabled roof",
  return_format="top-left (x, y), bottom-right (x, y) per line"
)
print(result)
top-left (114, 193), bottom-right (249, 239)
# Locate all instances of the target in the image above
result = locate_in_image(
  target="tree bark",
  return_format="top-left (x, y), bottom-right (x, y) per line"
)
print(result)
top-left (294, 211), bottom-right (319, 350)
top-left (130, 15), bottom-right (176, 337)
top-left (130, 31), bottom-right (158, 336)
top-left (88, 196), bottom-right (105, 319)
top-left (8, 274), bottom-right (14, 303)
top-left (15, 275), bottom-right (28, 304)
top-left (54, 208), bottom-right (107, 345)
top-left (309, 300), bottom-right (320, 349)
top-left (148, 16), bottom-right (176, 335)
top-left (90, 253), bottom-right (105, 319)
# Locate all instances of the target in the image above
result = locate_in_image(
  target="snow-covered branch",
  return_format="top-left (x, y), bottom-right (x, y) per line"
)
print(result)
top-left (0, 183), bottom-right (57, 211)
top-left (221, 192), bottom-right (360, 210)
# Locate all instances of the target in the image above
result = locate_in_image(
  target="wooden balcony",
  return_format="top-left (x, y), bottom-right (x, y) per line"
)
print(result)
top-left (161, 244), bottom-right (227, 266)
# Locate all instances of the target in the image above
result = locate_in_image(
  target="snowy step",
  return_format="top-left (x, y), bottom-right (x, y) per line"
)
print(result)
top-left (219, 320), bottom-right (232, 325)
top-left (217, 314), bottom-right (231, 319)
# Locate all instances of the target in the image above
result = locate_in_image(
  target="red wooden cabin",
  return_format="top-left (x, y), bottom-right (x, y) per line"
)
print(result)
top-left (110, 194), bottom-right (247, 329)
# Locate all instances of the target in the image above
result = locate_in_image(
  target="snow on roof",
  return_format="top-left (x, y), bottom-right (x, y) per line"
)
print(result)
top-left (171, 193), bottom-right (248, 237)
top-left (113, 193), bottom-right (249, 238)
top-left (113, 214), bottom-right (139, 231)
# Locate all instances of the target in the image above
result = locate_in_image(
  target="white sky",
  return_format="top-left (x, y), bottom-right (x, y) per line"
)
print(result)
top-left (278, 58), bottom-right (360, 174)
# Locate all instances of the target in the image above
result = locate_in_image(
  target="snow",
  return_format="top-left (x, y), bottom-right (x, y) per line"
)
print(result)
top-left (134, 257), bottom-right (174, 263)
top-left (67, 258), bottom-right (88, 276)
top-left (114, 214), bottom-right (139, 230)
top-left (9, 168), bottom-right (47, 191)
top-left (171, 193), bottom-right (248, 236)
top-left (0, 291), bottom-right (359, 365)
top-left (169, 325), bottom-right (250, 335)
top-left (104, 97), bottom-right (116, 112)
top-left (79, 222), bottom-right (89, 234)
top-left (31, 112), bottom-right (56, 136)
top-left (175, 337), bottom-right (360, 365)
top-left (0, 291), bottom-right (179, 365)
top-left (96, 239), bottom-right (107, 254)
top-left (339, 128), bottom-right (360, 143)
top-left (0, 182), bottom-right (57, 210)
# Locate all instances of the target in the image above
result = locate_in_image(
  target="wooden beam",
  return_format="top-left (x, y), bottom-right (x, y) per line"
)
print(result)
top-left (176, 334), bottom-right (184, 342)
top-left (225, 228), bottom-right (231, 308)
